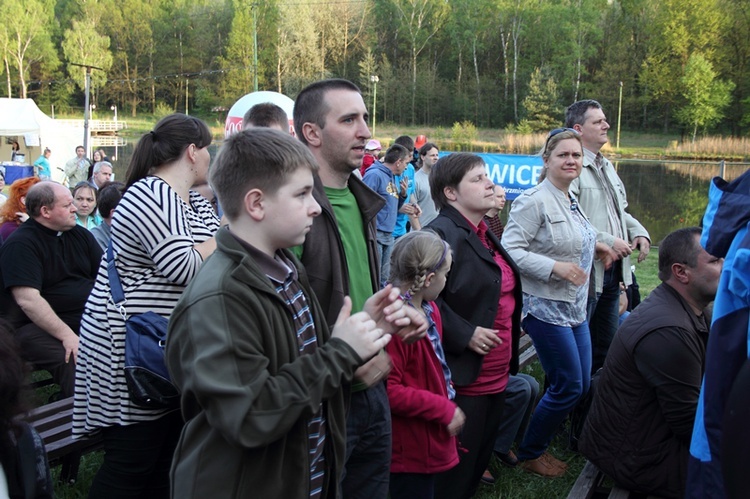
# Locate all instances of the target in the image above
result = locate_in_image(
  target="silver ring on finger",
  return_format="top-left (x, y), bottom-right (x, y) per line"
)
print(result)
top-left (481, 343), bottom-right (487, 350)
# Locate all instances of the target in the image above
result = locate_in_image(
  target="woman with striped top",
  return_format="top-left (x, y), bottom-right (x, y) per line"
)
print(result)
top-left (73, 114), bottom-right (220, 498)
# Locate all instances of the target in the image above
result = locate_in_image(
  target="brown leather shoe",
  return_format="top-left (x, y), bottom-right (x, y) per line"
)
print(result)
top-left (495, 449), bottom-right (519, 467)
top-left (480, 468), bottom-right (495, 485)
top-left (519, 452), bottom-right (567, 478)
top-left (541, 452), bottom-right (568, 472)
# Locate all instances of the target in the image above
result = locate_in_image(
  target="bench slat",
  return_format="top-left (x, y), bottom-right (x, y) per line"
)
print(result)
top-left (22, 397), bottom-right (74, 423)
top-left (567, 460), bottom-right (604, 499)
top-left (518, 333), bottom-right (533, 353)
top-left (519, 345), bottom-right (537, 371)
top-left (608, 486), bottom-right (631, 499)
top-left (18, 396), bottom-right (103, 483)
top-left (46, 436), bottom-right (102, 463)
top-left (30, 408), bottom-right (74, 434)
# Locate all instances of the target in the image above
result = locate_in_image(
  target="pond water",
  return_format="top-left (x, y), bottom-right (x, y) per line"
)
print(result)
top-left (611, 160), bottom-right (747, 244)
top-left (107, 140), bottom-right (747, 246)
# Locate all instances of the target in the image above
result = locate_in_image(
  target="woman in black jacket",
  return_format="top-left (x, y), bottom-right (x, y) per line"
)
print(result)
top-left (426, 153), bottom-right (522, 499)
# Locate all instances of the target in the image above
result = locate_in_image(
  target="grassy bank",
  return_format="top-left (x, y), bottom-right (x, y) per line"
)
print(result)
top-left (54, 109), bottom-right (750, 160)
top-left (373, 124), bottom-right (750, 161)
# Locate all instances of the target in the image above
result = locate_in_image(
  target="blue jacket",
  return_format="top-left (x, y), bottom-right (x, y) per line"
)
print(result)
top-left (687, 170), bottom-right (750, 498)
top-left (393, 164), bottom-right (416, 237)
top-left (363, 161), bottom-right (403, 233)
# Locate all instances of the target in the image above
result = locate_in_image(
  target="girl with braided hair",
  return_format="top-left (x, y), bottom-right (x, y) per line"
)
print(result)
top-left (385, 230), bottom-right (465, 499)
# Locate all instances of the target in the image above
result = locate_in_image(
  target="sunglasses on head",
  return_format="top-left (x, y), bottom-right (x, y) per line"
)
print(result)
top-left (74, 181), bottom-right (96, 190)
top-left (548, 127), bottom-right (579, 138)
top-left (544, 127), bottom-right (580, 150)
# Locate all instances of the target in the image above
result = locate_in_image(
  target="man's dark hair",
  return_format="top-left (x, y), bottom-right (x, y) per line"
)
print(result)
top-left (293, 79), bottom-right (362, 145)
top-left (242, 103), bottom-right (289, 130)
top-left (383, 144), bottom-right (409, 164)
top-left (25, 182), bottom-right (57, 218)
top-left (429, 152), bottom-right (485, 211)
top-left (97, 181), bottom-right (126, 219)
top-left (393, 135), bottom-right (415, 152)
top-left (565, 99), bottom-right (604, 128)
top-left (419, 142), bottom-right (439, 157)
top-left (658, 227), bottom-right (702, 282)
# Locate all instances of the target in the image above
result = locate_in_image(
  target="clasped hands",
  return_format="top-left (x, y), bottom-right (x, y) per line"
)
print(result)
top-left (346, 284), bottom-right (429, 386)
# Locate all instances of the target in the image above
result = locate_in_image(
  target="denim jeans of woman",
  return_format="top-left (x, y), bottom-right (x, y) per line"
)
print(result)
top-left (517, 314), bottom-right (591, 460)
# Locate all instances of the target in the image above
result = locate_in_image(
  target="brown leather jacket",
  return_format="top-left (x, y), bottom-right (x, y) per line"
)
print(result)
top-left (299, 174), bottom-right (384, 326)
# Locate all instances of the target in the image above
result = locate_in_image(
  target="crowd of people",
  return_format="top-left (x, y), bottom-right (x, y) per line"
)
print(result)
top-left (0, 78), bottom-right (743, 499)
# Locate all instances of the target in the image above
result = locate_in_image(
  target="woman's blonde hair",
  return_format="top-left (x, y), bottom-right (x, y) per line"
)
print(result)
top-left (389, 230), bottom-right (451, 298)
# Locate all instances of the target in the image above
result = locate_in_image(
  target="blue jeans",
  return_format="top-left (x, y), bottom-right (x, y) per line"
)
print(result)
top-left (494, 373), bottom-right (540, 454)
top-left (376, 230), bottom-right (394, 286)
top-left (341, 382), bottom-right (391, 499)
top-left (517, 315), bottom-right (591, 461)
top-left (588, 261), bottom-right (621, 373)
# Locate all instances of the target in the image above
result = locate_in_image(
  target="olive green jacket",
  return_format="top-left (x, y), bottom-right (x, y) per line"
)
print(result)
top-left (166, 227), bottom-right (361, 498)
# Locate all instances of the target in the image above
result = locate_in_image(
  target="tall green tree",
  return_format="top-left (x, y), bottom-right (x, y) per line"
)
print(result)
top-left (639, 0), bottom-right (727, 130)
top-left (716, 0), bottom-right (750, 134)
top-left (496, 0), bottom-right (527, 123)
top-left (0, 0), bottom-right (58, 98)
top-left (220, 0), bottom-right (257, 96)
top-left (676, 53), bottom-right (734, 141)
top-left (313, 0), bottom-right (369, 79)
top-left (0, 26), bottom-right (11, 96)
top-left (62, 19), bottom-right (113, 94)
top-left (220, 0), bottom-right (278, 99)
top-left (446, 0), bottom-right (494, 123)
top-left (275, 0), bottom-right (321, 95)
top-left (100, 0), bottom-right (155, 116)
top-left (589, 0), bottom-right (655, 129)
top-left (388, 0), bottom-right (449, 123)
top-left (522, 66), bottom-right (561, 132)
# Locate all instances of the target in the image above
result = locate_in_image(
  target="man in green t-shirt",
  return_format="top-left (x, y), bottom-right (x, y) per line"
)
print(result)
top-left (294, 79), bottom-right (424, 499)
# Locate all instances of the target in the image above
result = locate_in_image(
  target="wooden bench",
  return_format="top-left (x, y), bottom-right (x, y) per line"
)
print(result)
top-left (22, 397), bottom-right (103, 484)
top-left (567, 461), bottom-right (664, 499)
top-left (518, 333), bottom-right (538, 371)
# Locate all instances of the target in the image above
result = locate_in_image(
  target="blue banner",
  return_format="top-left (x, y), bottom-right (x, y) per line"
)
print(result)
top-left (438, 152), bottom-right (543, 200)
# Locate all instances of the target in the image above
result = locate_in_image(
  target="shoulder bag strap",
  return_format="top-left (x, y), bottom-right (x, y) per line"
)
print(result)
top-left (107, 241), bottom-right (126, 306)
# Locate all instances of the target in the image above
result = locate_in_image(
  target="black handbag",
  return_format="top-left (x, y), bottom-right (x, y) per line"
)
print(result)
top-left (107, 242), bottom-right (180, 409)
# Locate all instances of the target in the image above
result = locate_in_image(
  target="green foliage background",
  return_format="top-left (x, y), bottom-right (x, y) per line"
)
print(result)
top-left (0, 0), bottom-right (747, 136)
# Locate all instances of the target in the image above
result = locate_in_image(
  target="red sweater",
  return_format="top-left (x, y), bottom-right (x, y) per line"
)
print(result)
top-left (359, 153), bottom-right (376, 177)
top-left (386, 303), bottom-right (460, 474)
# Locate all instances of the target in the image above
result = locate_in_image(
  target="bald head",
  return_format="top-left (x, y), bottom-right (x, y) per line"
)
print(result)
top-left (486, 184), bottom-right (507, 217)
top-left (26, 182), bottom-right (77, 231)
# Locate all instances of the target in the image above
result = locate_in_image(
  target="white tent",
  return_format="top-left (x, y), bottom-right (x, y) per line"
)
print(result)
top-left (0, 98), bottom-right (83, 183)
